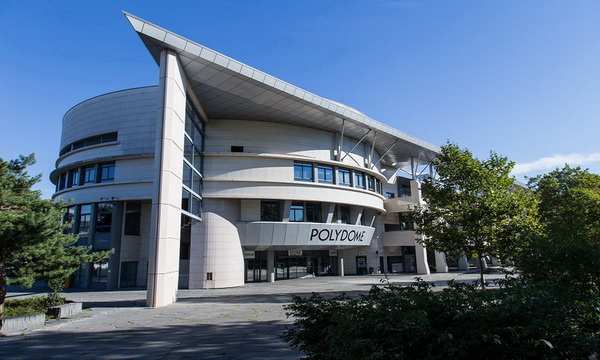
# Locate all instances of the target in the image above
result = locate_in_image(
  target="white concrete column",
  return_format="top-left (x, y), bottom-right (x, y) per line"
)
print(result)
top-left (189, 199), bottom-right (244, 289)
top-left (415, 242), bottom-right (430, 275)
top-left (458, 256), bottom-right (470, 271)
top-left (147, 49), bottom-right (187, 307)
top-left (339, 257), bottom-right (345, 276)
top-left (434, 251), bottom-right (448, 273)
top-left (267, 250), bottom-right (275, 283)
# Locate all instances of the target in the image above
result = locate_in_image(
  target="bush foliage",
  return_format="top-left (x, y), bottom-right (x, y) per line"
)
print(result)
top-left (0, 296), bottom-right (66, 318)
top-left (284, 279), bottom-right (599, 360)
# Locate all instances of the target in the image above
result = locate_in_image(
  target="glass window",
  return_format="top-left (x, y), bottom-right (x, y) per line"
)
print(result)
top-left (78, 204), bottom-right (92, 235)
top-left (317, 165), bottom-right (334, 184)
top-left (338, 168), bottom-right (351, 186)
top-left (290, 202), bottom-right (304, 222)
top-left (340, 206), bottom-right (350, 224)
top-left (193, 147), bottom-right (202, 171)
top-left (191, 195), bottom-right (202, 217)
top-left (192, 171), bottom-right (202, 195)
top-left (83, 165), bottom-right (96, 184)
top-left (184, 137), bottom-right (193, 164)
top-left (261, 201), bottom-right (280, 221)
top-left (58, 172), bottom-right (67, 190)
top-left (182, 163), bottom-right (192, 189)
top-left (91, 259), bottom-right (108, 283)
top-left (306, 203), bottom-right (322, 222)
top-left (95, 203), bottom-right (113, 233)
top-left (181, 189), bottom-right (190, 213)
top-left (294, 162), bottom-right (313, 182)
top-left (385, 192), bottom-right (395, 199)
top-left (124, 202), bottom-right (141, 236)
top-left (399, 213), bottom-right (414, 230)
top-left (63, 207), bottom-right (75, 234)
top-left (99, 163), bottom-right (115, 182)
top-left (354, 172), bottom-right (365, 189)
top-left (368, 176), bottom-right (375, 191)
top-left (68, 168), bottom-right (80, 188)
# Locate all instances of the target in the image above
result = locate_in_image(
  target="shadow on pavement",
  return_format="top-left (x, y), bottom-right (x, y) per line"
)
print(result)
top-left (0, 320), bottom-right (302, 360)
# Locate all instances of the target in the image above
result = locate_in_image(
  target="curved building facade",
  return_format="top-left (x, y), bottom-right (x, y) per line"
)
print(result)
top-left (51, 13), bottom-right (446, 306)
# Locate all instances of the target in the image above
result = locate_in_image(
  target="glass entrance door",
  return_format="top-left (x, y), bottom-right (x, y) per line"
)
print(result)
top-left (245, 259), bottom-right (267, 282)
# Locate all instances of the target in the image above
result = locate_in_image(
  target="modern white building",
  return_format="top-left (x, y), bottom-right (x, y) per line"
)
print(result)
top-left (51, 13), bottom-right (446, 307)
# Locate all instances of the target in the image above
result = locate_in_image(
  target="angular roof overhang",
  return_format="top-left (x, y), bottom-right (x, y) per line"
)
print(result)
top-left (124, 12), bottom-right (439, 168)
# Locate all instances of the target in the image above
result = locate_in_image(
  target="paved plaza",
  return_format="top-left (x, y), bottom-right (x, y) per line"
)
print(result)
top-left (1, 271), bottom-right (506, 359)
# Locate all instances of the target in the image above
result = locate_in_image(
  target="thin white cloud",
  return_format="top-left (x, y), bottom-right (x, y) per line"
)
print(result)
top-left (512, 153), bottom-right (600, 175)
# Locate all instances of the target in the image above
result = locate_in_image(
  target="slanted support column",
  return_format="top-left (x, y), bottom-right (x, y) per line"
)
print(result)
top-left (434, 251), bottom-right (448, 273)
top-left (415, 240), bottom-right (431, 275)
top-left (458, 256), bottom-right (470, 271)
top-left (147, 49), bottom-right (186, 307)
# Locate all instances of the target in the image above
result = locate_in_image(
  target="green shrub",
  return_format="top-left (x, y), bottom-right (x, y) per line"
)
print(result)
top-left (284, 279), bottom-right (599, 360)
top-left (1, 296), bottom-right (66, 318)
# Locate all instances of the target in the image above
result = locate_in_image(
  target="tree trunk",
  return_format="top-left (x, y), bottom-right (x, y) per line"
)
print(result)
top-left (478, 255), bottom-right (486, 289)
top-left (0, 260), bottom-right (6, 313)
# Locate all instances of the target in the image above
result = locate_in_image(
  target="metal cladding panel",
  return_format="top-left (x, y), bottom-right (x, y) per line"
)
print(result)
top-left (237, 222), bottom-right (375, 248)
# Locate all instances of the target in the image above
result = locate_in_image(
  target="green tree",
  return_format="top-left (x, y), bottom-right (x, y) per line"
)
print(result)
top-left (0, 154), bottom-right (111, 311)
top-left (410, 143), bottom-right (538, 286)
top-left (519, 166), bottom-right (600, 289)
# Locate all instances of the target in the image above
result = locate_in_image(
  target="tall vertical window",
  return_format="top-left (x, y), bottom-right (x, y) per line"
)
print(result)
top-left (182, 99), bottom-right (204, 219)
top-left (338, 168), bottom-right (351, 186)
top-left (354, 172), bottom-right (365, 189)
top-left (94, 203), bottom-right (113, 249)
top-left (290, 202), bottom-right (304, 222)
top-left (91, 260), bottom-right (108, 284)
top-left (317, 165), bottom-right (334, 184)
top-left (63, 207), bottom-right (75, 234)
top-left (78, 204), bottom-right (92, 235)
top-left (124, 202), bottom-right (141, 236)
top-left (294, 162), bottom-right (313, 182)
top-left (68, 169), bottom-right (80, 188)
top-left (58, 173), bottom-right (67, 191)
top-left (340, 206), bottom-right (350, 224)
top-left (99, 163), bottom-right (115, 183)
top-left (306, 203), bottom-right (322, 222)
top-left (83, 165), bottom-right (96, 184)
top-left (367, 176), bottom-right (375, 191)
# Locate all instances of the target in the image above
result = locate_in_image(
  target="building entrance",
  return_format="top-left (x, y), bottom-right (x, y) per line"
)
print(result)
top-left (275, 250), bottom-right (336, 280)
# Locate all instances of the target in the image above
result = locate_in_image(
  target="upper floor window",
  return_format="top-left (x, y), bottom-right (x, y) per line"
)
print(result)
top-left (354, 172), bottom-right (365, 189)
top-left (261, 201), bottom-right (280, 221)
top-left (60, 132), bottom-right (118, 157)
top-left (317, 165), bottom-right (334, 184)
top-left (124, 202), bottom-right (141, 236)
top-left (338, 168), bottom-right (351, 186)
top-left (83, 165), bottom-right (96, 184)
top-left (99, 163), bottom-right (115, 183)
top-left (294, 162), bottom-right (313, 182)
top-left (385, 192), bottom-right (395, 199)
top-left (68, 169), bottom-right (79, 188)
top-left (367, 176), bottom-right (375, 192)
top-left (290, 202), bottom-right (304, 222)
top-left (78, 204), bottom-right (92, 235)
top-left (306, 203), bottom-right (322, 222)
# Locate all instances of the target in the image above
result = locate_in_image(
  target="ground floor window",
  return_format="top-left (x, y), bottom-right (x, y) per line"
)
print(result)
top-left (120, 261), bottom-right (138, 288)
top-left (91, 259), bottom-right (109, 284)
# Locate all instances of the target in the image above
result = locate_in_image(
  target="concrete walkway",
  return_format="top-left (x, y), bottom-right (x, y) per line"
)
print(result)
top-left (1, 271), bottom-right (506, 360)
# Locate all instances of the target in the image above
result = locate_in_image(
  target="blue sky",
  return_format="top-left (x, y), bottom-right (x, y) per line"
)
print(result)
top-left (1, 1), bottom-right (599, 198)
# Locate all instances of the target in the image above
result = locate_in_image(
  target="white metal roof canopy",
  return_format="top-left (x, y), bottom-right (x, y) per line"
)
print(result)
top-left (124, 12), bottom-right (439, 169)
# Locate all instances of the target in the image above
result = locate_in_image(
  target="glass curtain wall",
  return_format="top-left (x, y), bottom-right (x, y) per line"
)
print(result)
top-left (182, 99), bottom-right (204, 219)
